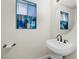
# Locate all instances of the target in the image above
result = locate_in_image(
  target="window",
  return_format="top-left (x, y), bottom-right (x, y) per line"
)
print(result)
top-left (16, 0), bottom-right (36, 29)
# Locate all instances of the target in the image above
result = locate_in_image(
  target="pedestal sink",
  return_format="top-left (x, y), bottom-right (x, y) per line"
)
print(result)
top-left (46, 39), bottom-right (76, 59)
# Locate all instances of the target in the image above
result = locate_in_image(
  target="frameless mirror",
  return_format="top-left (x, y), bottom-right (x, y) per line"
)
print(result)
top-left (50, 0), bottom-right (76, 37)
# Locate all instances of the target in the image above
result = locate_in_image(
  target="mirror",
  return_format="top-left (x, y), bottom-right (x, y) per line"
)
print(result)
top-left (51, 2), bottom-right (76, 35)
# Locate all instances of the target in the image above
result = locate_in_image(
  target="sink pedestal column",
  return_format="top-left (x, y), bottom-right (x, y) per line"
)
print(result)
top-left (51, 53), bottom-right (63, 59)
top-left (49, 50), bottom-right (63, 59)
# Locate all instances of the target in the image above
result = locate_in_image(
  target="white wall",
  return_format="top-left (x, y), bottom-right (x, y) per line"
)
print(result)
top-left (1, 0), bottom-right (51, 59)
top-left (1, 0), bottom-right (77, 59)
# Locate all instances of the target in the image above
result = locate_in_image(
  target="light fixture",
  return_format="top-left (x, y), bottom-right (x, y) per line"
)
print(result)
top-left (56, 0), bottom-right (60, 2)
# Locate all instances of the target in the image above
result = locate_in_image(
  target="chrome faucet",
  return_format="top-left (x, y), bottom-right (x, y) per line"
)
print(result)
top-left (56, 34), bottom-right (62, 42)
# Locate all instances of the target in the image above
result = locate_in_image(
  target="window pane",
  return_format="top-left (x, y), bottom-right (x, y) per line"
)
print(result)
top-left (27, 4), bottom-right (36, 17)
top-left (17, 2), bottom-right (27, 15)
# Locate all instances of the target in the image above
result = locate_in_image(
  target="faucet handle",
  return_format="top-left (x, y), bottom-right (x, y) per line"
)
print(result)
top-left (63, 40), bottom-right (68, 44)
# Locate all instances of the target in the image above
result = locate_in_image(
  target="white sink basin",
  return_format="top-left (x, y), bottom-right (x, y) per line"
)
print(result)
top-left (46, 39), bottom-right (76, 56)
